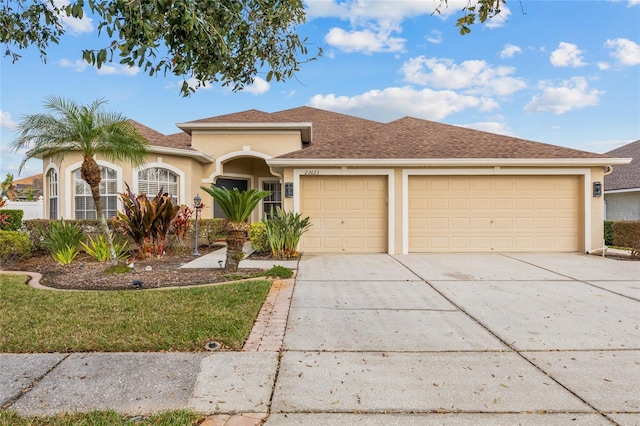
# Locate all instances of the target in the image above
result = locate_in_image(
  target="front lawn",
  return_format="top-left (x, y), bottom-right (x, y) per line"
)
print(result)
top-left (0, 274), bottom-right (271, 352)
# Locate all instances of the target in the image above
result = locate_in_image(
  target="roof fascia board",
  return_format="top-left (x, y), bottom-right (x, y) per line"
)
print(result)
top-left (605, 188), bottom-right (640, 194)
top-left (148, 146), bottom-right (214, 163)
top-left (267, 157), bottom-right (632, 168)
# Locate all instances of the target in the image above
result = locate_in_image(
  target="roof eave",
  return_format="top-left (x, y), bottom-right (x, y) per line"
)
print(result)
top-left (267, 157), bottom-right (633, 168)
top-left (148, 146), bottom-right (214, 164)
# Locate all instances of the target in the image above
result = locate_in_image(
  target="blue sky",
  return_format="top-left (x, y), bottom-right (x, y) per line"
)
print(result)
top-left (1, 0), bottom-right (639, 180)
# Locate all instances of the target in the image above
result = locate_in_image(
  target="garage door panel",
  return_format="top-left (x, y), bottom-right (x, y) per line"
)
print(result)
top-left (301, 176), bottom-right (387, 253)
top-left (409, 176), bottom-right (580, 252)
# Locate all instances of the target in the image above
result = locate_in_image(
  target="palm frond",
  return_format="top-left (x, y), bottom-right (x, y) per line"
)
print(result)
top-left (200, 186), bottom-right (269, 223)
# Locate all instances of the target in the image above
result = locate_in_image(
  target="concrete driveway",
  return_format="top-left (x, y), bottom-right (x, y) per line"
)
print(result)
top-left (269, 253), bottom-right (640, 425)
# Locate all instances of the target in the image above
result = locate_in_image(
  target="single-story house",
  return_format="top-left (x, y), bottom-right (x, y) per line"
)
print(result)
top-left (604, 140), bottom-right (640, 221)
top-left (40, 106), bottom-right (630, 254)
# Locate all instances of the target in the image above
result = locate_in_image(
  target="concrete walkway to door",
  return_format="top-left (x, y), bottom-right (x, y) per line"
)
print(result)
top-left (268, 252), bottom-right (640, 425)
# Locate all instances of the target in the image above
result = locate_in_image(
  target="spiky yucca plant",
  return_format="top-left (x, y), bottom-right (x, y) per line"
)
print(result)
top-left (200, 186), bottom-right (269, 272)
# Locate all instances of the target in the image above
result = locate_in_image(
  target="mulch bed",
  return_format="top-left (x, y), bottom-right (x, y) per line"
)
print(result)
top-left (2, 246), bottom-right (266, 291)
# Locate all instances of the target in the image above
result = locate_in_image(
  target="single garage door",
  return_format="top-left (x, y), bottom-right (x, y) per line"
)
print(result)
top-left (300, 175), bottom-right (387, 252)
top-left (408, 175), bottom-right (581, 252)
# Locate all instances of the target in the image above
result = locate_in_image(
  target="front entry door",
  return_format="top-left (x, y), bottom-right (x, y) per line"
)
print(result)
top-left (213, 178), bottom-right (248, 219)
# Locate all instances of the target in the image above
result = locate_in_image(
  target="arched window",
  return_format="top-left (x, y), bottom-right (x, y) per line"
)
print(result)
top-left (73, 167), bottom-right (118, 219)
top-left (138, 167), bottom-right (179, 202)
top-left (47, 169), bottom-right (58, 219)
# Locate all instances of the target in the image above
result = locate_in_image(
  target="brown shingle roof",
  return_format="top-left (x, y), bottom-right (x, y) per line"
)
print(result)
top-left (274, 110), bottom-right (610, 160)
top-left (13, 173), bottom-right (43, 186)
top-left (130, 120), bottom-right (194, 151)
top-left (141, 107), bottom-right (616, 161)
top-left (605, 140), bottom-right (640, 191)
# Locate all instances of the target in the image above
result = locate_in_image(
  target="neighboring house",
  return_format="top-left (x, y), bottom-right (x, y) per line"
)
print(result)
top-left (604, 140), bottom-right (640, 221)
top-left (39, 106), bottom-right (630, 254)
top-left (13, 174), bottom-right (44, 201)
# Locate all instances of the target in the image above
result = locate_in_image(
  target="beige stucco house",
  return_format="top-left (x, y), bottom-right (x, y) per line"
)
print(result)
top-left (604, 140), bottom-right (640, 221)
top-left (41, 106), bottom-right (630, 255)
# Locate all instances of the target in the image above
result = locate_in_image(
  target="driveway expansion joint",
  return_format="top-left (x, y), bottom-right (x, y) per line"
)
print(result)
top-left (390, 254), bottom-right (621, 423)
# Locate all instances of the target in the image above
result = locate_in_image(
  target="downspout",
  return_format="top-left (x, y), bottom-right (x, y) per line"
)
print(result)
top-left (591, 165), bottom-right (614, 257)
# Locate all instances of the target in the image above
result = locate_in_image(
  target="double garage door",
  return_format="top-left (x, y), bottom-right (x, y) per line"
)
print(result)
top-left (299, 174), bottom-right (581, 253)
top-left (409, 175), bottom-right (581, 252)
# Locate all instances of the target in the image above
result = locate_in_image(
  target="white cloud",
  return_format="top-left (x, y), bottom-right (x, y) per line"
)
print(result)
top-left (629, 0), bottom-right (640, 6)
top-left (59, 58), bottom-right (89, 72)
top-left (524, 77), bottom-right (603, 114)
top-left (308, 86), bottom-right (498, 122)
top-left (304, 0), bottom-right (442, 22)
top-left (308, 0), bottom-right (509, 55)
top-left (401, 56), bottom-right (527, 96)
top-left (483, 3), bottom-right (511, 29)
top-left (605, 38), bottom-right (640, 66)
top-left (0, 110), bottom-right (18, 130)
top-left (550, 42), bottom-right (586, 67)
top-left (598, 62), bottom-right (611, 70)
top-left (325, 25), bottom-right (405, 54)
top-left (53, 0), bottom-right (93, 34)
top-left (425, 30), bottom-right (443, 45)
top-left (500, 44), bottom-right (522, 59)
top-left (96, 64), bottom-right (140, 76)
top-left (304, 0), bottom-right (505, 23)
top-left (243, 77), bottom-right (270, 95)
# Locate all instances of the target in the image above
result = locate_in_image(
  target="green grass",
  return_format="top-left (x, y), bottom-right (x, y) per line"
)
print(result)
top-left (0, 409), bottom-right (202, 425)
top-left (0, 275), bottom-right (271, 352)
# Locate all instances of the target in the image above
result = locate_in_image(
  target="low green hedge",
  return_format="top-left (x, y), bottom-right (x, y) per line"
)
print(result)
top-left (0, 209), bottom-right (23, 231)
top-left (604, 221), bottom-right (614, 246)
top-left (0, 230), bottom-right (32, 263)
top-left (612, 220), bottom-right (640, 258)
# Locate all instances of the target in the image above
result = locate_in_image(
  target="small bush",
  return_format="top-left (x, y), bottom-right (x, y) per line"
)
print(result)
top-left (265, 265), bottom-right (293, 279)
top-left (38, 219), bottom-right (84, 255)
top-left (23, 219), bottom-right (50, 251)
top-left (264, 207), bottom-right (311, 258)
top-left (52, 245), bottom-right (79, 266)
top-left (81, 234), bottom-right (130, 262)
top-left (249, 222), bottom-right (269, 253)
top-left (0, 230), bottom-right (32, 264)
top-left (613, 221), bottom-right (640, 258)
top-left (0, 209), bottom-right (23, 231)
top-left (199, 218), bottom-right (227, 246)
top-left (604, 221), bottom-right (614, 246)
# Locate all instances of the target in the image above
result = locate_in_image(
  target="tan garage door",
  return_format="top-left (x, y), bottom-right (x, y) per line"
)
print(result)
top-left (300, 175), bottom-right (387, 252)
top-left (409, 175), bottom-right (581, 252)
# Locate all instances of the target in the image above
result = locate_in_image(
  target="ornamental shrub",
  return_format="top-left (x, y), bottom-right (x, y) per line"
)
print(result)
top-left (612, 221), bottom-right (640, 258)
top-left (604, 221), bottom-right (614, 246)
top-left (249, 222), bottom-right (269, 253)
top-left (0, 230), bottom-right (32, 264)
top-left (264, 207), bottom-right (311, 258)
top-left (38, 219), bottom-right (84, 256)
top-left (0, 209), bottom-right (23, 231)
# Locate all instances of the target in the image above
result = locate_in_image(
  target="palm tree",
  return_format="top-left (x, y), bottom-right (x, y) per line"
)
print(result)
top-left (200, 186), bottom-right (269, 272)
top-left (12, 96), bottom-right (149, 264)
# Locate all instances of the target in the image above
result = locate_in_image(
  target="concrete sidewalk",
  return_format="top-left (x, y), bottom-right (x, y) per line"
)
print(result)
top-left (179, 242), bottom-right (299, 270)
top-left (2, 252), bottom-right (639, 425)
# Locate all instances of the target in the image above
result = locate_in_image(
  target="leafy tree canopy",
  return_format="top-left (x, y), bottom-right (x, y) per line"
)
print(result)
top-left (1, 0), bottom-right (504, 96)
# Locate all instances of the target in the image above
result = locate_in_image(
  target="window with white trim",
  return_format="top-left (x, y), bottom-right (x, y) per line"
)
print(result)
top-left (138, 167), bottom-right (179, 203)
top-left (73, 167), bottom-right (118, 219)
top-left (47, 169), bottom-right (58, 219)
top-left (262, 181), bottom-right (282, 217)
